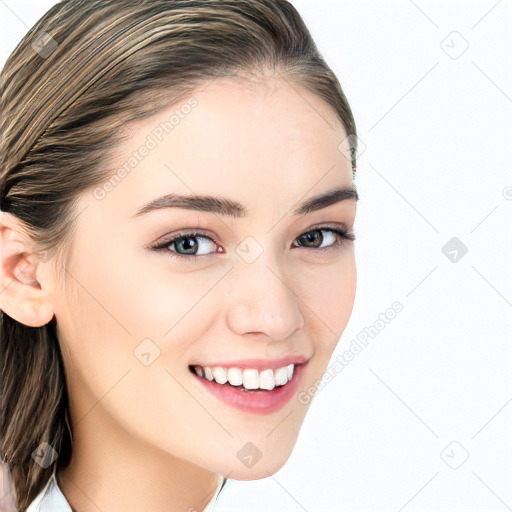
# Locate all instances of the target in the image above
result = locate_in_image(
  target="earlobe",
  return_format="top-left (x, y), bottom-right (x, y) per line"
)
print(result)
top-left (0, 212), bottom-right (55, 327)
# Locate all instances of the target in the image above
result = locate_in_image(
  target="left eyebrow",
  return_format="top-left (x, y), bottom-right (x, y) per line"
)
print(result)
top-left (131, 186), bottom-right (359, 219)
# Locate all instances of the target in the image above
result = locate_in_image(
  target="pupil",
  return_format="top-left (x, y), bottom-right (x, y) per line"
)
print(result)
top-left (178, 236), bottom-right (197, 255)
top-left (302, 231), bottom-right (322, 247)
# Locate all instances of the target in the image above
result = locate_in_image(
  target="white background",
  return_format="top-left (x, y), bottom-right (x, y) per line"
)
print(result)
top-left (1, 1), bottom-right (511, 511)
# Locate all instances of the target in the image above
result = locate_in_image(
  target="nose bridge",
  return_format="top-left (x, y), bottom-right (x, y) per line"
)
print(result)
top-left (225, 244), bottom-right (305, 339)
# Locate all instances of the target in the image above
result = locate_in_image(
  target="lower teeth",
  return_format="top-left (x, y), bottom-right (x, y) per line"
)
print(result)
top-left (204, 377), bottom-right (271, 392)
top-left (225, 382), bottom-right (268, 392)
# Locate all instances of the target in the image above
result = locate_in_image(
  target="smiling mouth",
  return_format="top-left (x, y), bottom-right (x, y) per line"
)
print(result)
top-left (188, 362), bottom-right (299, 392)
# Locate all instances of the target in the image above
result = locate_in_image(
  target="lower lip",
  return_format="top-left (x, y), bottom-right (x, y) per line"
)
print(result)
top-left (191, 363), bottom-right (307, 415)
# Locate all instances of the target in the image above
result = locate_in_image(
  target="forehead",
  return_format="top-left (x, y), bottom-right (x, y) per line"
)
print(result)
top-left (87, 77), bottom-right (353, 222)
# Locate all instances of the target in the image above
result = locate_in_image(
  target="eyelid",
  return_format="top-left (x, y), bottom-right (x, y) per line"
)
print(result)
top-left (303, 221), bottom-right (353, 234)
top-left (149, 228), bottom-right (218, 249)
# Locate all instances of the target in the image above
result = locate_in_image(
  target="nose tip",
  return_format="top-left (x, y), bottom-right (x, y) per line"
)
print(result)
top-left (228, 303), bottom-right (304, 340)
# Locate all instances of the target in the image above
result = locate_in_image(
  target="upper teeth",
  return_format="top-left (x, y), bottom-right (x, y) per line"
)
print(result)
top-left (192, 364), bottom-right (295, 390)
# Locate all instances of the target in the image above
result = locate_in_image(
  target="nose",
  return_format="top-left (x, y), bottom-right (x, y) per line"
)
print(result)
top-left (226, 260), bottom-right (305, 340)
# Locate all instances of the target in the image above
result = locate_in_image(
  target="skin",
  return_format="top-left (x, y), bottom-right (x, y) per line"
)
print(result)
top-left (0, 75), bottom-right (357, 512)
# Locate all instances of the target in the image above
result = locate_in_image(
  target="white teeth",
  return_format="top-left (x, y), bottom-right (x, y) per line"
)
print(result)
top-left (227, 367), bottom-right (243, 386)
top-left (212, 367), bottom-right (228, 384)
top-left (243, 369), bottom-right (259, 390)
top-left (259, 369), bottom-right (275, 390)
top-left (274, 366), bottom-right (288, 386)
top-left (192, 363), bottom-right (296, 390)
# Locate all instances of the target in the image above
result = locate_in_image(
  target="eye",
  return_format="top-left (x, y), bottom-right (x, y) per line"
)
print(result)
top-left (292, 227), bottom-right (354, 251)
top-left (150, 230), bottom-right (220, 260)
top-left (149, 225), bottom-right (355, 261)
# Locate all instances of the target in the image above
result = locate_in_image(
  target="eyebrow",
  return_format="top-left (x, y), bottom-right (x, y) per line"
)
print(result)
top-left (131, 186), bottom-right (359, 219)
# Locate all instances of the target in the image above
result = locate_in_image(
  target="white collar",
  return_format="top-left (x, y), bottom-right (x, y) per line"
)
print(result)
top-left (26, 472), bottom-right (71, 512)
top-left (26, 470), bottom-right (227, 512)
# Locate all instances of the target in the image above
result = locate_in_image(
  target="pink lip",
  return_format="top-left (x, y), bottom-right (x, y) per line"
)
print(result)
top-left (191, 361), bottom-right (308, 415)
top-left (190, 353), bottom-right (309, 371)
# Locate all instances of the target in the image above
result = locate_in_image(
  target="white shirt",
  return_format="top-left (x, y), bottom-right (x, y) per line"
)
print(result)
top-left (26, 470), bottom-right (227, 512)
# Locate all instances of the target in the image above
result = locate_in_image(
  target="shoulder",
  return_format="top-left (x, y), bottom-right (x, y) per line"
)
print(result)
top-left (26, 472), bottom-right (72, 512)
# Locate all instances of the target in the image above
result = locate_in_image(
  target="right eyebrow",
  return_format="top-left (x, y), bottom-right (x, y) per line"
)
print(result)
top-left (291, 187), bottom-right (359, 216)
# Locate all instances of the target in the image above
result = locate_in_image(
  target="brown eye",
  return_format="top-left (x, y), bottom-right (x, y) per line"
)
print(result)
top-left (293, 228), bottom-right (354, 251)
top-left (297, 230), bottom-right (328, 248)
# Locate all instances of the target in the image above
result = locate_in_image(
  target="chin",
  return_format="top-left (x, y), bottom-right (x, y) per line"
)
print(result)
top-left (212, 450), bottom-right (293, 481)
top-left (226, 462), bottom-right (287, 481)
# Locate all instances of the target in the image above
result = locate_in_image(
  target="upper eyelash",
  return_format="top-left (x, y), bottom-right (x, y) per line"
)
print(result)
top-left (149, 226), bottom-right (355, 260)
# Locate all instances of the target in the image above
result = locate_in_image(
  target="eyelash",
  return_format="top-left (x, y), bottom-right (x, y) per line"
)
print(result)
top-left (149, 225), bottom-right (355, 261)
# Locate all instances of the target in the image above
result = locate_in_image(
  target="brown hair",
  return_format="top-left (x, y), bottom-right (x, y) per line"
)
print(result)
top-left (0, 0), bottom-right (357, 509)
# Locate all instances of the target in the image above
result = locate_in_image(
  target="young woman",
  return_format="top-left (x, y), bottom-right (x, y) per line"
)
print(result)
top-left (0, 1), bottom-right (359, 510)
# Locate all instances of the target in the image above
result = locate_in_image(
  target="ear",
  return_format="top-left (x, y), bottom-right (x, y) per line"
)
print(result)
top-left (0, 211), bottom-right (55, 327)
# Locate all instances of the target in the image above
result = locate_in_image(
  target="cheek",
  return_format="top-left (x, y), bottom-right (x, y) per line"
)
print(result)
top-left (64, 245), bottom-right (211, 341)
top-left (55, 254), bottom-right (211, 446)
top-left (297, 250), bottom-right (356, 349)
top-left (124, 263), bottom-right (230, 350)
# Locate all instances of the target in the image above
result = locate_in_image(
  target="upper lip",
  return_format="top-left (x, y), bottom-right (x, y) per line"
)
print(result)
top-left (190, 354), bottom-right (311, 371)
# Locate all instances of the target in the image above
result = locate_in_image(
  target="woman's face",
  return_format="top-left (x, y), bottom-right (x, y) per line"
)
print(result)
top-left (49, 76), bottom-right (357, 480)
